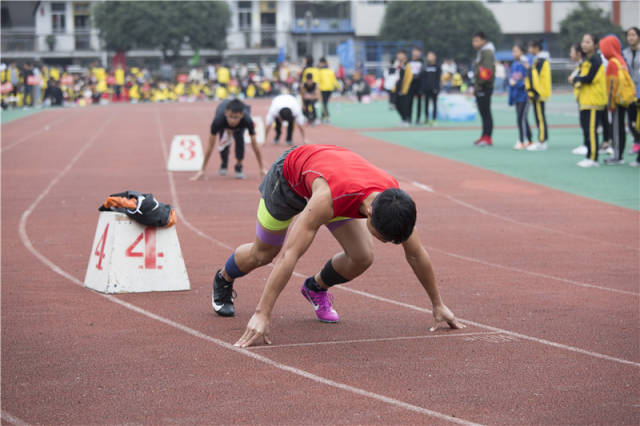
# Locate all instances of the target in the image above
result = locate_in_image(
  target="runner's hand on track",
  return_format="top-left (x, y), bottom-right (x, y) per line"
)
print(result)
top-left (234, 312), bottom-right (272, 347)
top-left (260, 168), bottom-right (267, 179)
top-left (430, 304), bottom-right (465, 331)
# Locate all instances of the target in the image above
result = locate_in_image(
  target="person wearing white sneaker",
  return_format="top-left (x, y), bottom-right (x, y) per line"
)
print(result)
top-left (526, 141), bottom-right (547, 151)
top-left (569, 44), bottom-right (585, 156)
top-left (508, 44), bottom-right (532, 150)
top-left (572, 145), bottom-right (588, 155)
top-left (601, 35), bottom-right (637, 165)
top-left (571, 33), bottom-right (607, 168)
top-left (577, 158), bottom-right (600, 168)
top-left (525, 40), bottom-right (552, 150)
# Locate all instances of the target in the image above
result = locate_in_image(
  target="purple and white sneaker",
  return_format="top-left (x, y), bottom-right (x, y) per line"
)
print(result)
top-left (300, 283), bottom-right (339, 323)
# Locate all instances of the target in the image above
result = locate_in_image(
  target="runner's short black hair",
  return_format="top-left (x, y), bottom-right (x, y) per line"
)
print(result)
top-left (305, 73), bottom-right (313, 80)
top-left (371, 188), bottom-right (416, 244)
top-left (226, 99), bottom-right (245, 113)
top-left (473, 31), bottom-right (487, 40)
top-left (279, 107), bottom-right (293, 121)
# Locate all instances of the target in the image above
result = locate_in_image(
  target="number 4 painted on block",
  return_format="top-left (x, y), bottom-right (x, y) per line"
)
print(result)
top-left (94, 223), bottom-right (109, 270)
top-left (125, 227), bottom-right (163, 270)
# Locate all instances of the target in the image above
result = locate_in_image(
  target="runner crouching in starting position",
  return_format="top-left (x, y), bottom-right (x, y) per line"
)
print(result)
top-left (210, 144), bottom-right (464, 347)
top-left (192, 99), bottom-right (265, 180)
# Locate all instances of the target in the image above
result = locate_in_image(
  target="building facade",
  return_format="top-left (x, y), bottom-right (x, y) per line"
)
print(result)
top-left (1, 1), bottom-right (638, 67)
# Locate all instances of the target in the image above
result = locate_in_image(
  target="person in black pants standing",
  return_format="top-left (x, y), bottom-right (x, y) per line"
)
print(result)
top-left (408, 47), bottom-right (425, 124)
top-left (422, 51), bottom-right (441, 125)
top-left (394, 50), bottom-right (413, 126)
top-left (472, 31), bottom-right (496, 147)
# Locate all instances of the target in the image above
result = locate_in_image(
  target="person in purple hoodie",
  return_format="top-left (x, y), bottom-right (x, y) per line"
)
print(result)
top-left (508, 44), bottom-right (532, 150)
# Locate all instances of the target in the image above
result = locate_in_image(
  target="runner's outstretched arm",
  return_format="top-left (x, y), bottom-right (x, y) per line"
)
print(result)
top-left (402, 232), bottom-right (465, 331)
top-left (191, 133), bottom-right (217, 181)
top-left (235, 181), bottom-right (333, 347)
top-left (249, 134), bottom-right (266, 177)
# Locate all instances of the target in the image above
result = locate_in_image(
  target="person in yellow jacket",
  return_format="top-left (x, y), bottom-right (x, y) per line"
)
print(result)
top-left (128, 82), bottom-right (140, 102)
top-left (216, 63), bottom-right (230, 88)
top-left (570, 33), bottom-right (608, 168)
top-left (600, 34), bottom-right (637, 165)
top-left (300, 56), bottom-right (320, 84)
top-left (114, 64), bottom-right (125, 100)
top-left (317, 57), bottom-right (338, 123)
top-left (525, 40), bottom-right (552, 150)
top-left (393, 50), bottom-right (413, 126)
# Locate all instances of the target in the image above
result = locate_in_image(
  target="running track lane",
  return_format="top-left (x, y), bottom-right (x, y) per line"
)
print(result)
top-left (2, 102), bottom-right (638, 424)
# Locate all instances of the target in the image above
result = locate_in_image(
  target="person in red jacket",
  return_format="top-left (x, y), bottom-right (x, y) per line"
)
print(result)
top-left (209, 144), bottom-right (465, 347)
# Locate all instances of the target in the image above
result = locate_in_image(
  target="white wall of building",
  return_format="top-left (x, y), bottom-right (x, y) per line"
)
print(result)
top-left (487, 2), bottom-right (545, 34)
top-left (352, 0), bottom-right (386, 37)
top-left (487, 1), bottom-right (640, 35)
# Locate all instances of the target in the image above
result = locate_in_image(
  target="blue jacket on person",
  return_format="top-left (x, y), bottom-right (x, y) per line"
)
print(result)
top-left (508, 60), bottom-right (529, 105)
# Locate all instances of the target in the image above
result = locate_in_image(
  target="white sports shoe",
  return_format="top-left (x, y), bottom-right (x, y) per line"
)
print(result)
top-left (513, 141), bottom-right (526, 150)
top-left (577, 159), bottom-right (600, 168)
top-left (527, 142), bottom-right (547, 151)
top-left (629, 161), bottom-right (640, 168)
top-left (572, 145), bottom-right (587, 155)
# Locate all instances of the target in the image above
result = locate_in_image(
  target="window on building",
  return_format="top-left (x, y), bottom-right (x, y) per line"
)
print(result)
top-left (1, 7), bottom-right (12, 27)
top-left (323, 41), bottom-right (337, 56)
top-left (74, 2), bottom-right (90, 30)
top-left (238, 1), bottom-right (252, 30)
top-left (297, 40), bottom-right (308, 57)
top-left (51, 2), bottom-right (66, 33)
top-left (294, 1), bottom-right (350, 19)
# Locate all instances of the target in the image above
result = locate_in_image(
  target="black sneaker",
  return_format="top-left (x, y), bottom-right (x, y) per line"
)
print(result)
top-left (212, 269), bottom-right (236, 317)
top-left (234, 164), bottom-right (245, 179)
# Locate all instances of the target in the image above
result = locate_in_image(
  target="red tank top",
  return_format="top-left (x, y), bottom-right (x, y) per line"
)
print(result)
top-left (283, 145), bottom-right (399, 218)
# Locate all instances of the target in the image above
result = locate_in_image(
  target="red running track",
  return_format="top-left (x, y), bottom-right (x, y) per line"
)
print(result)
top-left (2, 101), bottom-right (638, 425)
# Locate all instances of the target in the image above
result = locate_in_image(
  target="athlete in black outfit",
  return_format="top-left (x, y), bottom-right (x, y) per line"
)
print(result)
top-left (300, 73), bottom-right (320, 124)
top-left (408, 47), bottom-right (425, 124)
top-left (192, 99), bottom-right (265, 180)
top-left (422, 51), bottom-right (441, 124)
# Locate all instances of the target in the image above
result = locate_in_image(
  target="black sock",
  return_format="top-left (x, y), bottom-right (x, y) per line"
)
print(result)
top-left (217, 270), bottom-right (232, 284)
top-left (304, 276), bottom-right (325, 292)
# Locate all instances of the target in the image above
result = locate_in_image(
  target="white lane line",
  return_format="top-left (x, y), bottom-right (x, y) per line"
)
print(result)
top-left (2, 110), bottom-right (75, 152)
top-left (15, 108), bottom-right (483, 426)
top-left (157, 111), bottom-right (640, 367)
top-left (249, 331), bottom-right (501, 350)
top-left (411, 181), bottom-right (434, 192)
top-left (403, 177), bottom-right (639, 252)
top-left (426, 246), bottom-right (639, 297)
top-left (336, 286), bottom-right (640, 368)
top-left (403, 179), bottom-right (639, 297)
top-left (1, 411), bottom-right (30, 426)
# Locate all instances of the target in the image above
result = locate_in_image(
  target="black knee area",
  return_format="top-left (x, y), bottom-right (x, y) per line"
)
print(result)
top-left (320, 259), bottom-right (349, 287)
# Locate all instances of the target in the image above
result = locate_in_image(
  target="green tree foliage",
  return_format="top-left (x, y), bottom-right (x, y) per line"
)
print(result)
top-left (93, 1), bottom-right (230, 62)
top-left (379, 1), bottom-right (501, 63)
top-left (558, 2), bottom-right (624, 54)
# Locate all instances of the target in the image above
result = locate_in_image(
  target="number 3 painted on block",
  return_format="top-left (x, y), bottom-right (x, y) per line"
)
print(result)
top-left (179, 139), bottom-right (196, 160)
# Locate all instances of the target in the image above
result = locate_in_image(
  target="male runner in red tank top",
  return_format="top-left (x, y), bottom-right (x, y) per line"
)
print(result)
top-left (210, 144), bottom-right (464, 347)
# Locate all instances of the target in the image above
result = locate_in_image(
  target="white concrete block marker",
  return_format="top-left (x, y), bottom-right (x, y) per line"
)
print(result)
top-left (167, 134), bottom-right (204, 171)
top-left (244, 116), bottom-right (265, 145)
top-left (84, 212), bottom-right (190, 293)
